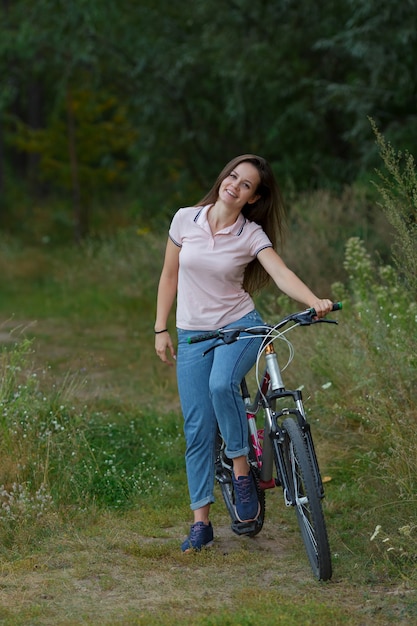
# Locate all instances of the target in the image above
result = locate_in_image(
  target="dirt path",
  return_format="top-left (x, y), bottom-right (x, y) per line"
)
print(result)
top-left (0, 509), bottom-right (413, 625)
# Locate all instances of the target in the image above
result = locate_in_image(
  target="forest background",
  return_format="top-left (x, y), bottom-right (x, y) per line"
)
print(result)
top-left (1, 0), bottom-right (416, 243)
top-left (0, 1), bottom-right (417, 624)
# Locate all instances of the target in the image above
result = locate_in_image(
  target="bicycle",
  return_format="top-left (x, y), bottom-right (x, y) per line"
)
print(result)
top-left (188, 302), bottom-right (342, 581)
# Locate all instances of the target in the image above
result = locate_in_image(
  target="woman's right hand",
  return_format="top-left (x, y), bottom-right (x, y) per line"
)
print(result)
top-left (155, 331), bottom-right (176, 366)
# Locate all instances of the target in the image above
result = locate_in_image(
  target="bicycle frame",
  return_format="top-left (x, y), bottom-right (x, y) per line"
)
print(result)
top-left (244, 338), bottom-right (326, 500)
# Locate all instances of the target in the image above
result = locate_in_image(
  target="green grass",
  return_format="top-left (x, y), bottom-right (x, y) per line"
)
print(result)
top-left (0, 227), bottom-right (416, 624)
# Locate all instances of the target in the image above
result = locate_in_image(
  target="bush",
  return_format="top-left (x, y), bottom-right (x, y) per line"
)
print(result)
top-left (0, 338), bottom-right (184, 550)
top-left (370, 118), bottom-right (417, 298)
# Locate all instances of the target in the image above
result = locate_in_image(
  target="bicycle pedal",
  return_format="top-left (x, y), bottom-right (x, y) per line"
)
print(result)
top-left (258, 478), bottom-right (276, 490)
top-left (215, 472), bottom-right (232, 485)
top-left (231, 520), bottom-right (259, 536)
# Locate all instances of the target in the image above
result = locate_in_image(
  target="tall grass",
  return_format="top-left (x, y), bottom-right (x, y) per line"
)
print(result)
top-left (255, 133), bottom-right (417, 583)
top-left (0, 227), bottom-right (166, 322)
top-left (332, 237), bottom-right (417, 578)
top-left (370, 118), bottom-right (417, 298)
top-left (307, 126), bottom-right (417, 580)
top-left (282, 185), bottom-right (393, 295)
top-left (0, 333), bottom-right (185, 554)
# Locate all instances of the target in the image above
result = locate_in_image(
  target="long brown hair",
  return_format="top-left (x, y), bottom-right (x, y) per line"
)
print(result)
top-left (198, 154), bottom-right (287, 294)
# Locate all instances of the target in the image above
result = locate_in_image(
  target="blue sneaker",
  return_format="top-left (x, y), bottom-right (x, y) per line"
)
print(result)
top-left (181, 522), bottom-right (214, 553)
top-left (232, 473), bottom-right (260, 522)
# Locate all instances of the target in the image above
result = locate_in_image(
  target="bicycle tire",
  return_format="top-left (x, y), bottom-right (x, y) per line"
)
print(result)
top-left (215, 433), bottom-right (265, 537)
top-left (278, 417), bottom-right (332, 580)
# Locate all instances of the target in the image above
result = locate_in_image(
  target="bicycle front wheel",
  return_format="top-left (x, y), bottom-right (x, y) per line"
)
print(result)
top-left (279, 417), bottom-right (332, 581)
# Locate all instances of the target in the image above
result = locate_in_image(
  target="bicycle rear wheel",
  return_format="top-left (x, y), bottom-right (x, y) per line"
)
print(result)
top-left (215, 432), bottom-right (265, 537)
top-left (279, 417), bottom-right (332, 580)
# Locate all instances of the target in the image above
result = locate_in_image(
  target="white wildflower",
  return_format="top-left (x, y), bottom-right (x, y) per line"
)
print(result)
top-left (370, 525), bottom-right (382, 541)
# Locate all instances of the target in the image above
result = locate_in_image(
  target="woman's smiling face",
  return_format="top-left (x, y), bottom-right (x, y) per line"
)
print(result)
top-left (218, 162), bottom-right (260, 210)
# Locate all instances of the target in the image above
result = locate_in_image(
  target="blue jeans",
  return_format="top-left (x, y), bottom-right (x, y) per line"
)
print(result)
top-left (177, 310), bottom-right (264, 511)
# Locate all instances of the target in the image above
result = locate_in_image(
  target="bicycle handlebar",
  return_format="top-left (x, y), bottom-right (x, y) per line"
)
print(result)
top-left (187, 302), bottom-right (342, 344)
top-left (187, 329), bottom-right (224, 344)
top-left (309, 301), bottom-right (342, 316)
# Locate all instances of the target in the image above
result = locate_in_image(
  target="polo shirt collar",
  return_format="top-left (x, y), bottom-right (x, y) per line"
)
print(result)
top-left (197, 205), bottom-right (245, 236)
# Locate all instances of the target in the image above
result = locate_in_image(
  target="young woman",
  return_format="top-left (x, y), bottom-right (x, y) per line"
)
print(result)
top-left (155, 154), bottom-right (333, 552)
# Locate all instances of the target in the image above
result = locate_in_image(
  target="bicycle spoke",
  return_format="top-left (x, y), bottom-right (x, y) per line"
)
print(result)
top-left (290, 444), bottom-right (319, 550)
top-left (278, 417), bottom-right (332, 580)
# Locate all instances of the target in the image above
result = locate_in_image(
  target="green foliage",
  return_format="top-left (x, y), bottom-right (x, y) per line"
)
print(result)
top-left (370, 119), bottom-right (417, 297)
top-left (339, 236), bottom-right (416, 435)
top-left (280, 186), bottom-right (393, 294)
top-left (314, 0), bottom-right (417, 158)
top-left (0, 339), bottom-right (184, 549)
top-left (1, 0), bottom-right (417, 236)
top-left (258, 133), bottom-right (417, 584)
top-left (0, 227), bottom-right (164, 318)
top-left (330, 237), bottom-right (417, 578)
top-left (50, 407), bottom-right (184, 509)
top-left (338, 133), bottom-right (417, 543)
top-left (197, 597), bottom-right (352, 625)
top-left (11, 89), bottom-right (137, 194)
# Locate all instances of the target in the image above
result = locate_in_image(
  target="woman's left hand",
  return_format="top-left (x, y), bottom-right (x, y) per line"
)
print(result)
top-left (309, 298), bottom-right (334, 319)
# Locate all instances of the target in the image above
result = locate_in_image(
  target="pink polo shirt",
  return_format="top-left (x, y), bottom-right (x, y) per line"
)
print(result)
top-left (169, 205), bottom-right (273, 330)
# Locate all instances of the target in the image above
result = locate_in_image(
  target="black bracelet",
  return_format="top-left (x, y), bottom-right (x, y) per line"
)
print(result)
top-left (154, 328), bottom-right (169, 334)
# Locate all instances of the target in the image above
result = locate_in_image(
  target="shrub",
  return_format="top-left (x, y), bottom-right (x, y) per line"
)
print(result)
top-left (370, 118), bottom-right (417, 298)
top-left (0, 338), bottom-right (184, 550)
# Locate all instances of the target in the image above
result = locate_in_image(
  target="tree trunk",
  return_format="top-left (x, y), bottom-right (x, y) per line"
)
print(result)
top-left (0, 116), bottom-right (4, 202)
top-left (0, 0), bottom-right (10, 206)
top-left (27, 77), bottom-right (42, 196)
top-left (66, 88), bottom-right (86, 243)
